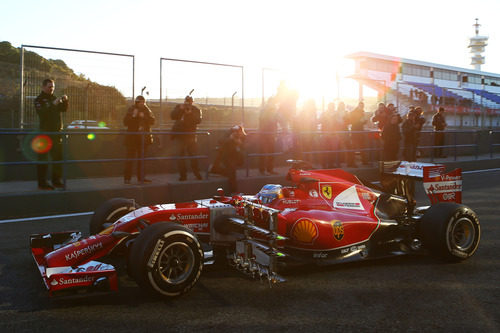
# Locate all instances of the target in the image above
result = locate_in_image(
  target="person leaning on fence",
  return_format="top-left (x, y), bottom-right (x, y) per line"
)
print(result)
top-left (34, 78), bottom-right (68, 190)
top-left (259, 97), bottom-right (279, 175)
top-left (171, 95), bottom-right (202, 181)
top-left (336, 101), bottom-right (348, 165)
top-left (371, 102), bottom-right (388, 130)
top-left (319, 102), bottom-right (341, 168)
top-left (346, 101), bottom-right (368, 166)
top-left (432, 106), bottom-right (447, 158)
top-left (292, 99), bottom-right (317, 161)
top-left (382, 112), bottom-right (402, 161)
top-left (209, 125), bottom-right (247, 194)
top-left (402, 110), bottom-right (418, 161)
top-left (123, 95), bottom-right (155, 184)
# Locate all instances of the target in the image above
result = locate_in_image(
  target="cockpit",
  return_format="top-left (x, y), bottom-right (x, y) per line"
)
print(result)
top-left (256, 184), bottom-right (284, 204)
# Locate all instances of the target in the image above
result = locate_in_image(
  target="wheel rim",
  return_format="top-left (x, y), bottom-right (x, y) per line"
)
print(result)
top-left (157, 242), bottom-right (194, 285)
top-left (450, 217), bottom-right (476, 251)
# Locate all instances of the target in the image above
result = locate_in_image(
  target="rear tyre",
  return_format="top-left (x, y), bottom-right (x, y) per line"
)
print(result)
top-left (420, 203), bottom-right (480, 261)
top-left (128, 222), bottom-right (203, 297)
top-left (89, 198), bottom-right (139, 235)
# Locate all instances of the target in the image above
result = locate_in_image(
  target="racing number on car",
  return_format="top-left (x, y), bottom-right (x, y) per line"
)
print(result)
top-left (331, 220), bottom-right (344, 241)
top-left (321, 185), bottom-right (332, 200)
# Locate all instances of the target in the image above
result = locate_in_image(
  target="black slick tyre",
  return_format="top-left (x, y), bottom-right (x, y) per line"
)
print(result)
top-left (420, 202), bottom-right (480, 262)
top-left (89, 198), bottom-right (139, 235)
top-left (128, 222), bottom-right (203, 297)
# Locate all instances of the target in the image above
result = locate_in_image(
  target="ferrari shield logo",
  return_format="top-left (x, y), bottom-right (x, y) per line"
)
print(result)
top-left (321, 184), bottom-right (333, 200)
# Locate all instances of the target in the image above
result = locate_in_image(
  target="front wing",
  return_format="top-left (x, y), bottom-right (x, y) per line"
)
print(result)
top-left (30, 231), bottom-right (118, 296)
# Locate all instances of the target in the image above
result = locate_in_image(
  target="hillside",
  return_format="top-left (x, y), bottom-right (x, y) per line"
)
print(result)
top-left (0, 41), bottom-right (127, 128)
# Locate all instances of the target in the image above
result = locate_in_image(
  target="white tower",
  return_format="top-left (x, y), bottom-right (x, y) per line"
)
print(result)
top-left (468, 18), bottom-right (488, 71)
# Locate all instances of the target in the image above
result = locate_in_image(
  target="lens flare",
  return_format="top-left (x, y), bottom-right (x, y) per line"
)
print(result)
top-left (98, 121), bottom-right (106, 128)
top-left (31, 135), bottom-right (53, 154)
top-left (87, 133), bottom-right (96, 140)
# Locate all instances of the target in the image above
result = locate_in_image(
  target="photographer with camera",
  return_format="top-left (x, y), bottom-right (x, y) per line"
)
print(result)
top-left (210, 125), bottom-right (247, 194)
top-left (432, 107), bottom-right (447, 158)
top-left (402, 107), bottom-right (425, 162)
top-left (123, 95), bottom-right (155, 184)
top-left (34, 78), bottom-right (69, 190)
top-left (171, 95), bottom-right (202, 181)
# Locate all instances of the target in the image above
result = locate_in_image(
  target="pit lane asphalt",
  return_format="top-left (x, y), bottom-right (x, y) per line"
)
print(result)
top-left (0, 171), bottom-right (499, 332)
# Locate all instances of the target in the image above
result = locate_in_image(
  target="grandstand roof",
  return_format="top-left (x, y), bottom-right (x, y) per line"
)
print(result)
top-left (346, 51), bottom-right (500, 78)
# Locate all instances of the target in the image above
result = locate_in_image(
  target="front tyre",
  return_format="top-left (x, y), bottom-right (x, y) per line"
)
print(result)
top-left (128, 222), bottom-right (203, 297)
top-left (89, 198), bottom-right (139, 235)
top-left (420, 203), bottom-right (480, 261)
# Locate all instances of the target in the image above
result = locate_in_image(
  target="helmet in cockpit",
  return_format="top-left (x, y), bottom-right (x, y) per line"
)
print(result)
top-left (256, 184), bottom-right (283, 204)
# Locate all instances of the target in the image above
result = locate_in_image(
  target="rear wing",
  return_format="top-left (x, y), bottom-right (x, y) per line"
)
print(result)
top-left (380, 161), bottom-right (462, 204)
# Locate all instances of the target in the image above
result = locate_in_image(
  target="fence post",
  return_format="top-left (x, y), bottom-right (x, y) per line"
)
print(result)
top-left (140, 132), bottom-right (145, 183)
top-left (454, 131), bottom-right (457, 161)
top-left (62, 132), bottom-right (68, 190)
top-left (430, 131), bottom-right (435, 162)
top-left (205, 132), bottom-right (210, 180)
top-left (475, 130), bottom-right (479, 160)
top-left (489, 130), bottom-right (493, 159)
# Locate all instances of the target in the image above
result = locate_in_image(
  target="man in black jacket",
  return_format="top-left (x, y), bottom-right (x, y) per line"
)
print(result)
top-left (34, 79), bottom-right (68, 190)
top-left (123, 95), bottom-right (155, 184)
top-left (171, 96), bottom-right (202, 181)
top-left (432, 107), bottom-right (447, 157)
top-left (402, 110), bottom-right (419, 161)
top-left (210, 125), bottom-right (246, 194)
top-left (259, 97), bottom-right (279, 175)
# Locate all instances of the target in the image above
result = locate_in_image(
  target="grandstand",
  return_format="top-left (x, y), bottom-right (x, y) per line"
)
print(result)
top-left (346, 52), bottom-right (500, 128)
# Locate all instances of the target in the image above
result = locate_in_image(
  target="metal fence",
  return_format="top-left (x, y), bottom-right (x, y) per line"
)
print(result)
top-left (20, 45), bottom-right (135, 129)
top-left (394, 81), bottom-right (500, 128)
top-left (0, 129), bottom-right (499, 187)
top-left (159, 57), bottom-right (244, 127)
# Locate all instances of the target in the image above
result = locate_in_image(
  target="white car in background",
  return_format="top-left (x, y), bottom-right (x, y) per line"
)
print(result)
top-left (66, 120), bottom-right (110, 130)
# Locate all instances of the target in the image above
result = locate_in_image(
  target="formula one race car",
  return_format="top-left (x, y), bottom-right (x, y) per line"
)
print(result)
top-left (30, 160), bottom-right (480, 298)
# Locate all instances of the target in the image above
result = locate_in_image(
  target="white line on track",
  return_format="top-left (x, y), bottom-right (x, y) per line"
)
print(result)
top-left (462, 168), bottom-right (500, 174)
top-left (0, 211), bottom-right (93, 224)
top-left (1, 168), bottom-right (499, 225)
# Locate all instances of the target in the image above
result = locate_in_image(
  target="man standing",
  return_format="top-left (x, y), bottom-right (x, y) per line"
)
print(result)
top-left (123, 95), bottom-right (155, 184)
top-left (259, 97), bottom-right (279, 175)
top-left (381, 113), bottom-right (402, 161)
top-left (171, 96), bottom-right (202, 181)
top-left (402, 110), bottom-right (418, 161)
top-left (34, 79), bottom-right (68, 190)
top-left (210, 125), bottom-right (246, 194)
top-left (432, 107), bottom-right (447, 158)
top-left (319, 102), bottom-right (341, 168)
top-left (346, 101), bottom-right (368, 166)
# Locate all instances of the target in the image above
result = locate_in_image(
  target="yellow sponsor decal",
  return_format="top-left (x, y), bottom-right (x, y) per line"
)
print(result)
top-left (291, 219), bottom-right (318, 244)
top-left (331, 220), bottom-right (344, 241)
top-left (321, 184), bottom-right (333, 200)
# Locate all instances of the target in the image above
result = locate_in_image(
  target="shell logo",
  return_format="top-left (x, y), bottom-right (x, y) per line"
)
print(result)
top-left (291, 219), bottom-right (318, 244)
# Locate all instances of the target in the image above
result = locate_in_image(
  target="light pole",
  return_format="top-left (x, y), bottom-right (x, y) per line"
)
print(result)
top-left (261, 67), bottom-right (279, 106)
top-left (231, 91), bottom-right (237, 122)
top-left (371, 79), bottom-right (387, 104)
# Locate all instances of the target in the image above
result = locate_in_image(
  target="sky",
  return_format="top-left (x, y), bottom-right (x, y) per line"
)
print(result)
top-left (2, 0), bottom-right (500, 104)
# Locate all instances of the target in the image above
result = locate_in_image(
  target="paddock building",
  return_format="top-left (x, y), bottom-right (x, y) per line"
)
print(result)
top-left (347, 52), bottom-right (500, 128)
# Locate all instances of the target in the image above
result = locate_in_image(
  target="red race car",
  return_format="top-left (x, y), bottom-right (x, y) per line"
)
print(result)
top-left (30, 160), bottom-right (480, 298)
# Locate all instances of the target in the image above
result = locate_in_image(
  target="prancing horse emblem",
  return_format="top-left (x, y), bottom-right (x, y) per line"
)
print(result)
top-left (321, 184), bottom-right (332, 200)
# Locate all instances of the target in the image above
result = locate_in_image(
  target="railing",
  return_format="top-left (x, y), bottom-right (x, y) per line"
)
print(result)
top-left (0, 130), bottom-right (210, 189)
top-left (243, 129), bottom-right (499, 175)
top-left (0, 128), bottom-right (498, 189)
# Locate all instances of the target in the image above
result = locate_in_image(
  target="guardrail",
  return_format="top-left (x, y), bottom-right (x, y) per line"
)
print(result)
top-left (0, 130), bottom-right (210, 189)
top-left (243, 129), bottom-right (499, 175)
top-left (0, 129), bottom-right (498, 188)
